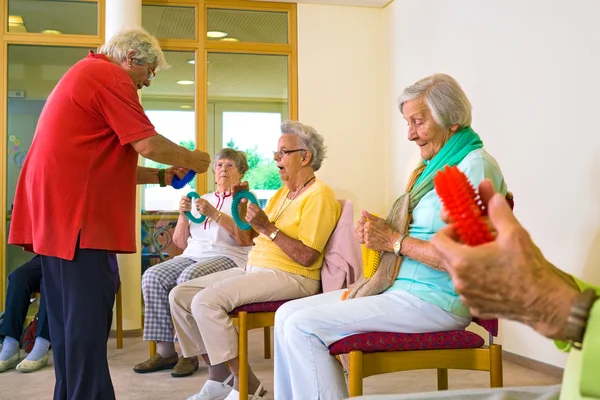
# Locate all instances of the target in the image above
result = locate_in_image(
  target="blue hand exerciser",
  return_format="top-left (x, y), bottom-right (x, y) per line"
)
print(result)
top-left (231, 190), bottom-right (259, 230)
top-left (172, 170), bottom-right (196, 189)
top-left (184, 191), bottom-right (207, 223)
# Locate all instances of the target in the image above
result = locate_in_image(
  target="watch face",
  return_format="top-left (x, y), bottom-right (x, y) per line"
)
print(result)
top-left (393, 238), bottom-right (401, 255)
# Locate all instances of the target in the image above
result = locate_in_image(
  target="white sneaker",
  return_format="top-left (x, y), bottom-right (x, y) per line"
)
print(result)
top-left (187, 374), bottom-right (234, 400)
top-left (223, 384), bottom-right (265, 400)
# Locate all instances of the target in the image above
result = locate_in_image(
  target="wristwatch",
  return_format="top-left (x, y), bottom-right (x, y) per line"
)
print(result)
top-left (565, 288), bottom-right (599, 349)
top-left (392, 234), bottom-right (407, 256)
top-left (269, 228), bottom-right (280, 241)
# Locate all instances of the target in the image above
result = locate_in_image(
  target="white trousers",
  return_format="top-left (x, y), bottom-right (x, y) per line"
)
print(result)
top-left (274, 289), bottom-right (471, 400)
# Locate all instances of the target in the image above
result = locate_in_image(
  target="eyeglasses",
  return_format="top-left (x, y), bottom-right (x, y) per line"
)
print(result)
top-left (145, 61), bottom-right (156, 81)
top-left (273, 148), bottom-right (306, 158)
top-left (215, 162), bottom-right (237, 169)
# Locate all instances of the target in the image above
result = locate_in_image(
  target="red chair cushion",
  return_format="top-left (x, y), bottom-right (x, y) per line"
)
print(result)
top-left (328, 330), bottom-right (485, 355)
top-left (230, 300), bottom-right (292, 314)
top-left (473, 318), bottom-right (498, 337)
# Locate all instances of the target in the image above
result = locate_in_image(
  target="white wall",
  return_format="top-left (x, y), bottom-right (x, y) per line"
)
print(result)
top-left (385, 0), bottom-right (600, 367)
top-left (297, 3), bottom-right (387, 217)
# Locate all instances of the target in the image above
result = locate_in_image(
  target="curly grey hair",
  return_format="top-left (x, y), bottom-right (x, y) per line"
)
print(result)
top-left (280, 120), bottom-right (326, 171)
top-left (99, 27), bottom-right (168, 71)
top-left (213, 148), bottom-right (249, 176)
top-left (398, 73), bottom-right (472, 130)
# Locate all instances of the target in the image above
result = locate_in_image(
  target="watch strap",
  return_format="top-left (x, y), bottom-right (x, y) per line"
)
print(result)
top-left (566, 288), bottom-right (599, 349)
top-left (158, 169), bottom-right (167, 187)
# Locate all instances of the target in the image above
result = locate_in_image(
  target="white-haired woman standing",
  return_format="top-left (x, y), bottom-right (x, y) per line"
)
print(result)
top-left (272, 74), bottom-right (509, 400)
top-left (9, 27), bottom-right (211, 400)
top-left (169, 121), bottom-right (341, 400)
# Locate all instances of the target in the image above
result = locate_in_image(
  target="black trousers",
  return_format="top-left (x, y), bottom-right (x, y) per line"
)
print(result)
top-left (0, 255), bottom-right (50, 341)
top-left (41, 242), bottom-right (118, 400)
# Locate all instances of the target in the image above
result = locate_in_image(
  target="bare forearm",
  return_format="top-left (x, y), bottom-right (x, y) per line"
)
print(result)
top-left (400, 236), bottom-right (445, 271)
top-left (255, 223), bottom-right (318, 267)
top-left (272, 231), bottom-right (320, 267)
top-left (551, 265), bottom-right (580, 291)
top-left (173, 215), bottom-right (190, 249)
top-left (524, 274), bottom-right (580, 340)
top-left (137, 166), bottom-right (160, 185)
top-left (134, 134), bottom-right (196, 169)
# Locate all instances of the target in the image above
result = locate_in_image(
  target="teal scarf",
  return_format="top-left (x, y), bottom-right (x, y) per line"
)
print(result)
top-left (409, 126), bottom-right (483, 212)
top-left (384, 126), bottom-right (483, 233)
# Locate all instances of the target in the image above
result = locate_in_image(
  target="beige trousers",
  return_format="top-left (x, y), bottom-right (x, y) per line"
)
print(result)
top-left (168, 266), bottom-right (321, 365)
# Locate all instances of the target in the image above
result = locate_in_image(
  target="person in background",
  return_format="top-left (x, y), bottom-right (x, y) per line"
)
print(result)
top-left (134, 148), bottom-right (253, 378)
top-left (8, 27), bottom-right (210, 400)
top-left (0, 255), bottom-right (50, 373)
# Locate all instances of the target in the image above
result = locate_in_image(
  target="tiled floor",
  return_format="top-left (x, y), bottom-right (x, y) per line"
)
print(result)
top-left (0, 329), bottom-right (561, 400)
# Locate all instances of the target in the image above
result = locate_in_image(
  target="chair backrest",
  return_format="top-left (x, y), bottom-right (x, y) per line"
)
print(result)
top-left (472, 191), bottom-right (515, 339)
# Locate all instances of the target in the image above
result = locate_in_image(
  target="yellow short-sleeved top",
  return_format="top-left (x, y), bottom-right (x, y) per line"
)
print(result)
top-left (247, 179), bottom-right (341, 280)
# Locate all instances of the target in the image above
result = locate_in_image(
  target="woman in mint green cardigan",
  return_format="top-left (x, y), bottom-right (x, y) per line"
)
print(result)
top-left (273, 73), bottom-right (509, 400)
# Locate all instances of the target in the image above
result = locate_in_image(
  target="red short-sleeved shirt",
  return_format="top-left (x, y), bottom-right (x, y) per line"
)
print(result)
top-left (8, 52), bottom-right (157, 260)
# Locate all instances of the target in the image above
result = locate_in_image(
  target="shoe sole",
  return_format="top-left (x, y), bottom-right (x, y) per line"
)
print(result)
top-left (133, 363), bottom-right (177, 374)
top-left (16, 365), bottom-right (48, 373)
top-left (171, 366), bottom-right (199, 378)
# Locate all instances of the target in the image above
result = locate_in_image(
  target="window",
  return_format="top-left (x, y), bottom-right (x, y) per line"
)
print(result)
top-left (141, 50), bottom-right (196, 211)
top-left (222, 112), bottom-right (282, 206)
top-left (207, 52), bottom-right (289, 205)
top-left (7, 0), bottom-right (98, 35)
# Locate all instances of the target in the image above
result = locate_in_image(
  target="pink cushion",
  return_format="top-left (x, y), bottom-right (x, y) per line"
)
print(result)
top-left (230, 300), bottom-right (292, 314)
top-left (328, 330), bottom-right (485, 355)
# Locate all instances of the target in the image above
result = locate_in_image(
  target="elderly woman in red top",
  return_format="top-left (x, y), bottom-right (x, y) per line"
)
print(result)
top-left (8, 27), bottom-right (211, 400)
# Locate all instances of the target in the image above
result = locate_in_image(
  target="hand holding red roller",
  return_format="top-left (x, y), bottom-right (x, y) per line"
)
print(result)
top-left (433, 165), bottom-right (494, 246)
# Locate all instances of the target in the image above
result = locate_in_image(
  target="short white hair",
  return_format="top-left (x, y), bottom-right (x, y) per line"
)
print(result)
top-left (280, 120), bottom-right (327, 171)
top-left (398, 74), bottom-right (472, 129)
top-left (99, 27), bottom-right (168, 71)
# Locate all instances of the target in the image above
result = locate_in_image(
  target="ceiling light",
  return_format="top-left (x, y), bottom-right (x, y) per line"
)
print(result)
top-left (177, 80), bottom-right (194, 85)
top-left (180, 105), bottom-right (192, 109)
top-left (207, 31), bottom-right (228, 38)
top-left (187, 59), bottom-right (195, 65)
top-left (220, 37), bottom-right (239, 42)
top-left (8, 15), bottom-right (23, 25)
top-left (41, 29), bottom-right (62, 35)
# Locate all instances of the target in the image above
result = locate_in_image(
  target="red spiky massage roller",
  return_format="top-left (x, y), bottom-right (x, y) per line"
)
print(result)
top-left (433, 165), bottom-right (494, 246)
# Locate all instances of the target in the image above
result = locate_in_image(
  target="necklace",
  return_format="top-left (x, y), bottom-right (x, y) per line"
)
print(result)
top-left (272, 176), bottom-right (316, 222)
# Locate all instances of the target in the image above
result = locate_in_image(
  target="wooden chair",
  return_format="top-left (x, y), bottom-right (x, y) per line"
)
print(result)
top-left (329, 318), bottom-right (503, 397)
top-left (229, 300), bottom-right (291, 398)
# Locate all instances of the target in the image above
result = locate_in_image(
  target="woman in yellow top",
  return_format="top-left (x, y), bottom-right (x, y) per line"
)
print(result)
top-left (169, 120), bottom-right (341, 400)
